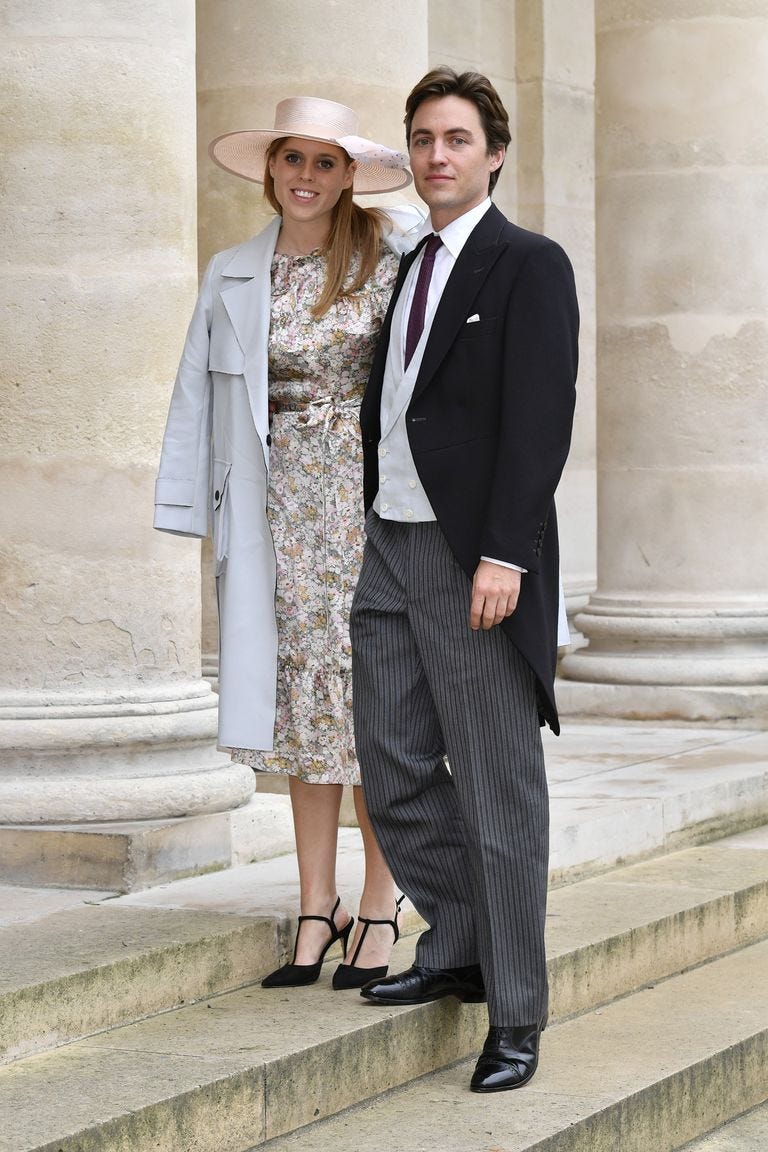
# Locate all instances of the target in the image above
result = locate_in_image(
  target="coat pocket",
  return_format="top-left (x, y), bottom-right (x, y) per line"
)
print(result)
top-left (456, 316), bottom-right (497, 340)
top-left (212, 458), bottom-right (232, 575)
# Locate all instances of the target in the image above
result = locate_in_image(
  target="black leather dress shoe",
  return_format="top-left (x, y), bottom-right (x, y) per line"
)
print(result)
top-left (360, 963), bottom-right (485, 1005)
top-left (469, 1021), bottom-right (545, 1092)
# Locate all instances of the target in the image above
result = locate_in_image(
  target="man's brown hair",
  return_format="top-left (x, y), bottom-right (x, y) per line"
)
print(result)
top-left (404, 67), bottom-right (511, 193)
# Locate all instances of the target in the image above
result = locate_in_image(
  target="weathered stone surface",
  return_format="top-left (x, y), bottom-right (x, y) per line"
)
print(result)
top-left (1, 816), bottom-right (766, 1149)
top-left (563, 5), bottom-right (768, 712)
top-left (0, 0), bottom-right (255, 859)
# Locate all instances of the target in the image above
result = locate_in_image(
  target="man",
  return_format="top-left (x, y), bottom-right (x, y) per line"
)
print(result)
top-left (349, 67), bottom-right (578, 1093)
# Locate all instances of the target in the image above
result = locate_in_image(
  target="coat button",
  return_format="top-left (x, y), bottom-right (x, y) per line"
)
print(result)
top-left (266, 434), bottom-right (272, 447)
top-left (214, 490), bottom-right (220, 501)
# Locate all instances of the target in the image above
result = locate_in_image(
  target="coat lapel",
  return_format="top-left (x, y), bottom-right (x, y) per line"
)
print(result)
top-left (219, 217), bottom-right (281, 359)
top-left (412, 205), bottom-right (506, 403)
top-left (215, 218), bottom-right (281, 443)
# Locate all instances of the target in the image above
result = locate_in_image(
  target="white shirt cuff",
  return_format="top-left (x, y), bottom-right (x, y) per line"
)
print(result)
top-left (481, 556), bottom-right (527, 574)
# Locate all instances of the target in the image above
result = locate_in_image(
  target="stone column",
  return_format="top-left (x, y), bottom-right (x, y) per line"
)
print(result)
top-left (194, 0), bottom-right (428, 820)
top-left (514, 0), bottom-right (597, 635)
top-left (0, 2), bottom-right (254, 889)
top-left (428, 1), bottom-right (597, 636)
top-left (195, 0), bottom-right (429, 685)
top-left (427, 0), bottom-right (518, 217)
top-left (559, 2), bottom-right (768, 723)
top-left (196, 0), bottom-right (427, 271)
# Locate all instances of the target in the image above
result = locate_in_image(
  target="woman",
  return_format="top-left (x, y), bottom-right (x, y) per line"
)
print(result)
top-left (154, 97), bottom-right (420, 989)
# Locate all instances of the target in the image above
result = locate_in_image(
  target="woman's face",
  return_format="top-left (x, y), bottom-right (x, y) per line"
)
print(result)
top-left (268, 137), bottom-right (355, 230)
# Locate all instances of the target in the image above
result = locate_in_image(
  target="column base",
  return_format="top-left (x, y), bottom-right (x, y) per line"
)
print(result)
top-left (201, 650), bottom-right (219, 685)
top-left (556, 680), bottom-right (768, 727)
top-left (563, 581), bottom-right (593, 652)
top-left (0, 793), bottom-right (297, 891)
top-left (0, 812), bottom-right (233, 892)
top-left (558, 598), bottom-right (768, 724)
top-left (0, 681), bottom-right (253, 823)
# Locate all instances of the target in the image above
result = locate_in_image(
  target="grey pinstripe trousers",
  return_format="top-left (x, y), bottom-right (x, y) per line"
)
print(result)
top-left (350, 512), bottom-right (549, 1025)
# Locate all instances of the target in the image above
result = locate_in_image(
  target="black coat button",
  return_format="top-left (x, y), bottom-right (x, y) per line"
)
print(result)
top-left (266, 434), bottom-right (272, 447)
top-left (214, 490), bottom-right (220, 501)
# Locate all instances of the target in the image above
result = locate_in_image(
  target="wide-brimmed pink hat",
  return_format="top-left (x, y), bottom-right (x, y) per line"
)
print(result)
top-left (210, 96), bottom-right (412, 194)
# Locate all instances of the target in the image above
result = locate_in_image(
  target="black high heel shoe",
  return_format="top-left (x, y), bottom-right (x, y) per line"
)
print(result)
top-left (332, 896), bottom-right (404, 991)
top-left (262, 896), bottom-right (353, 988)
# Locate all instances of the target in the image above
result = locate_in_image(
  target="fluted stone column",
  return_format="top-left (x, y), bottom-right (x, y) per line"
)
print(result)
top-left (428, 2), bottom-right (597, 636)
top-left (428, 0), bottom-right (518, 217)
top-left (559, 2), bottom-right (768, 723)
top-left (194, 0), bottom-right (428, 824)
top-left (514, 0), bottom-right (597, 635)
top-left (196, 0), bottom-right (427, 271)
top-left (0, 3), bottom-right (255, 888)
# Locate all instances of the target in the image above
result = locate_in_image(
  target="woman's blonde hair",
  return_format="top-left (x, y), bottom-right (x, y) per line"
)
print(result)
top-left (264, 138), bottom-right (388, 318)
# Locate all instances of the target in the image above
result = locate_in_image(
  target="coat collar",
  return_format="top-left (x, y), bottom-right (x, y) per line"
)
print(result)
top-left (221, 216), bottom-right (281, 278)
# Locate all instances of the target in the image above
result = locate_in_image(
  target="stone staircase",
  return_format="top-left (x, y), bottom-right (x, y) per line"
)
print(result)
top-left (681, 1103), bottom-right (768, 1150)
top-left (2, 825), bottom-right (767, 1151)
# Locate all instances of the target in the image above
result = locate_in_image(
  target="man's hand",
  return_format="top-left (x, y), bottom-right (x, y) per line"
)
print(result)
top-left (470, 560), bottom-right (522, 630)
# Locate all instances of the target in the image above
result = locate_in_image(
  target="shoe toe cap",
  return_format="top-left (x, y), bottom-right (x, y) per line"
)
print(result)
top-left (470, 1053), bottom-right (536, 1092)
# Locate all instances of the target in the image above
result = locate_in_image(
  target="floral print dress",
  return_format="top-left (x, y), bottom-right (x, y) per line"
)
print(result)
top-left (231, 246), bottom-right (399, 784)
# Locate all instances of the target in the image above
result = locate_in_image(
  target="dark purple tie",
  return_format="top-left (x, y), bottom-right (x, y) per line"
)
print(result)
top-left (404, 233), bottom-right (442, 368)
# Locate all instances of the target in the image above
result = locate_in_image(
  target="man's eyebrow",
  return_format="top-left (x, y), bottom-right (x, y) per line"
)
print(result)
top-left (413, 126), bottom-right (475, 137)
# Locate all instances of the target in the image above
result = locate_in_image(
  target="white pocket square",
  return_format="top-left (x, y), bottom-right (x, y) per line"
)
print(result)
top-left (466, 314), bottom-right (480, 324)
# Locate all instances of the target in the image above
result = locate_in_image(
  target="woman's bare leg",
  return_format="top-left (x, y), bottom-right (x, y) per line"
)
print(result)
top-left (288, 776), bottom-right (351, 963)
top-left (347, 784), bottom-right (399, 968)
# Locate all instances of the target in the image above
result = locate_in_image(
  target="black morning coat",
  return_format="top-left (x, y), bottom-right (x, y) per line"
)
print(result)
top-left (360, 204), bottom-right (580, 734)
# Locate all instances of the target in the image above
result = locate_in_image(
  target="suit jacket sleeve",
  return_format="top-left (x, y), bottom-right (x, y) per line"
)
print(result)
top-left (153, 255), bottom-right (218, 538)
top-left (480, 238), bottom-right (578, 572)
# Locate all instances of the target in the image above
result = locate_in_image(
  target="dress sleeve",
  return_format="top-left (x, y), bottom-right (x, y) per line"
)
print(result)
top-left (380, 204), bottom-right (427, 256)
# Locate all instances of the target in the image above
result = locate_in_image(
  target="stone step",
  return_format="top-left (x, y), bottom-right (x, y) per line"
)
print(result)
top-left (261, 940), bottom-right (768, 1152)
top-left (5, 940), bottom-right (768, 1152)
top-left (679, 1102), bottom-right (768, 1149)
top-left (0, 905), bottom-right (279, 1066)
top-left (0, 891), bottom-right (425, 1066)
top-left (3, 826), bottom-right (767, 1068)
top-left (2, 831), bottom-right (767, 1151)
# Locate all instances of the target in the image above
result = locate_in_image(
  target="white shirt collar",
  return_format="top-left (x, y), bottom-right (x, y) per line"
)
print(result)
top-left (415, 198), bottom-right (492, 259)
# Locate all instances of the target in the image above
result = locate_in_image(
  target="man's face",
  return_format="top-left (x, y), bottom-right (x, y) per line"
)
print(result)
top-left (408, 94), bottom-right (504, 230)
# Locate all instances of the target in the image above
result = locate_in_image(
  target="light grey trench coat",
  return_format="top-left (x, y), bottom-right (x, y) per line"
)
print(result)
top-left (154, 209), bottom-right (422, 750)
